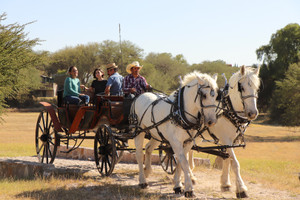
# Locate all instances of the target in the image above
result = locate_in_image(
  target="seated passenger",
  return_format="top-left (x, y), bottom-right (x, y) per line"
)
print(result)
top-left (88, 68), bottom-right (107, 96)
top-left (123, 61), bottom-right (150, 97)
top-left (63, 66), bottom-right (90, 105)
top-left (104, 63), bottom-right (124, 96)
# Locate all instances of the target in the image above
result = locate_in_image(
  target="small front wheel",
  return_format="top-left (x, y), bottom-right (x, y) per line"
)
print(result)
top-left (159, 145), bottom-right (177, 175)
top-left (35, 110), bottom-right (58, 164)
top-left (94, 124), bottom-right (117, 176)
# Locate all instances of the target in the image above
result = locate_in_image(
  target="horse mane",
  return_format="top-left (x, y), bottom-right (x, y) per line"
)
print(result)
top-left (181, 71), bottom-right (218, 90)
top-left (229, 67), bottom-right (260, 89)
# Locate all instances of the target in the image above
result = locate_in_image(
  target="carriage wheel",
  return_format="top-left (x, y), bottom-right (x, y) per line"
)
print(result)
top-left (35, 110), bottom-right (58, 164)
top-left (94, 124), bottom-right (117, 176)
top-left (159, 145), bottom-right (177, 175)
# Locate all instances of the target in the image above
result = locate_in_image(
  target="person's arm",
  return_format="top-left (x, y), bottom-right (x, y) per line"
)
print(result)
top-left (105, 78), bottom-right (112, 95)
top-left (140, 76), bottom-right (149, 90)
top-left (122, 76), bottom-right (131, 94)
top-left (105, 85), bottom-right (111, 95)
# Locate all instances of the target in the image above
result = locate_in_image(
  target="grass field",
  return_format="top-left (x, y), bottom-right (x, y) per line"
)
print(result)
top-left (0, 111), bottom-right (300, 198)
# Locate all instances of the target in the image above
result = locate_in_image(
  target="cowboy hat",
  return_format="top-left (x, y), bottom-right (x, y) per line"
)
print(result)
top-left (126, 61), bottom-right (143, 74)
top-left (106, 63), bottom-right (118, 70)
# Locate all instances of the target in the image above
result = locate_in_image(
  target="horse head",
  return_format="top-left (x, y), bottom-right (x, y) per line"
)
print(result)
top-left (228, 66), bottom-right (260, 120)
top-left (181, 71), bottom-right (218, 127)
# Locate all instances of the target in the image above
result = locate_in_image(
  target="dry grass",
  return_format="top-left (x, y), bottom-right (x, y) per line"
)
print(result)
top-left (0, 111), bottom-right (300, 197)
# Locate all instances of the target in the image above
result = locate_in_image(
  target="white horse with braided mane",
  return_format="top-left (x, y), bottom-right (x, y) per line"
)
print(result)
top-left (131, 71), bottom-right (218, 197)
top-left (188, 65), bottom-right (260, 198)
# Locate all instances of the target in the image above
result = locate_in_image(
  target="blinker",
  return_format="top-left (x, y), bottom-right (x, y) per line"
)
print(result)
top-left (210, 90), bottom-right (215, 97)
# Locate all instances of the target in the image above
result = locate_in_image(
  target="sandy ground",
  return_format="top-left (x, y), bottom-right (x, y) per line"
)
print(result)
top-left (2, 157), bottom-right (299, 200)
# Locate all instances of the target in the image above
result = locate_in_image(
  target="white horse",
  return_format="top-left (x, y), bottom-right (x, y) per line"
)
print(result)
top-left (131, 71), bottom-right (218, 197)
top-left (188, 65), bottom-right (260, 198)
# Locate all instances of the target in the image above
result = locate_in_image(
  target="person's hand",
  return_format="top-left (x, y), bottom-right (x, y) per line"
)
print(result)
top-left (130, 88), bottom-right (136, 93)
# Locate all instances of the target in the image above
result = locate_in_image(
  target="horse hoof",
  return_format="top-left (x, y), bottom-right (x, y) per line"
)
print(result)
top-left (184, 191), bottom-right (195, 198)
top-left (221, 186), bottom-right (231, 192)
top-left (138, 183), bottom-right (148, 189)
top-left (173, 187), bottom-right (183, 194)
top-left (236, 191), bottom-right (248, 198)
top-left (191, 178), bottom-right (197, 185)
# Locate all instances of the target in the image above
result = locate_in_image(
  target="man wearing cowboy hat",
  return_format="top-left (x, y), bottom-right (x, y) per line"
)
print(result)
top-left (104, 63), bottom-right (124, 95)
top-left (123, 61), bottom-right (150, 96)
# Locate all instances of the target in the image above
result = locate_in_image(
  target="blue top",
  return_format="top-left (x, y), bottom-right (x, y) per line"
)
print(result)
top-left (63, 77), bottom-right (81, 97)
top-left (106, 72), bottom-right (123, 95)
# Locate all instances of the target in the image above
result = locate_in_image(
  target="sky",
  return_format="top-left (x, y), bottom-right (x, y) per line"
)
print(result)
top-left (1, 0), bottom-right (300, 66)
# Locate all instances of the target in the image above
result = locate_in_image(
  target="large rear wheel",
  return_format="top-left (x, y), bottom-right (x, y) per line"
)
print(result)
top-left (35, 110), bottom-right (58, 164)
top-left (94, 124), bottom-right (117, 176)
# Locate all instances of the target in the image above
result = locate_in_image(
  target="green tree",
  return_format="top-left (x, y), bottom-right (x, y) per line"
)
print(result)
top-left (99, 40), bottom-right (144, 74)
top-left (269, 62), bottom-right (300, 125)
top-left (144, 53), bottom-right (188, 92)
top-left (0, 13), bottom-right (42, 115)
top-left (47, 40), bottom-right (143, 88)
top-left (46, 43), bottom-right (101, 89)
top-left (256, 23), bottom-right (300, 111)
top-left (189, 60), bottom-right (239, 86)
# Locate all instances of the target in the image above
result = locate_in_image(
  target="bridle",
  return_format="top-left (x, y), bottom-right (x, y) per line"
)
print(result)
top-left (178, 83), bottom-right (216, 129)
top-left (237, 81), bottom-right (258, 101)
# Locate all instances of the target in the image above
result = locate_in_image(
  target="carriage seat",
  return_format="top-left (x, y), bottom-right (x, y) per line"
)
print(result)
top-left (57, 90), bottom-right (95, 130)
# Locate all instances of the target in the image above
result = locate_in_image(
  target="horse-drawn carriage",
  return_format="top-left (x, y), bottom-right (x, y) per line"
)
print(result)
top-left (35, 66), bottom-right (260, 198)
top-left (36, 92), bottom-right (138, 176)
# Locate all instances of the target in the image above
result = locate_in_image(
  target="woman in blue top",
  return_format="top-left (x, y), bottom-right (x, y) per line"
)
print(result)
top-left (63, 66), bottom-right (90, 105)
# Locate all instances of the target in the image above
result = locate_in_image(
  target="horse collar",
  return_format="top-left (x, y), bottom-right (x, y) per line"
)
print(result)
top-left (171, 86), bottom-right (202, 130)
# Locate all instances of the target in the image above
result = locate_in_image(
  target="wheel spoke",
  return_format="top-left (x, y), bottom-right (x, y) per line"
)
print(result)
top-left (170, 157), bottom-right (174, 172)
top-left (105, 158), bottom-right (108, 174)
top-left (107, 155), bottom-right (111, 168)
top-left (101, 157), bottom-right (104, 172)
top-left (41, 145), bottom-right (46, 163)
top-left (165, 156), bottom-right (170, 170)
top-left (161, 154), bottom-right (167, 163)
top-left (41, 113), bottom-right (46, 130)
top-left (48, 144), bottom-right (53, 158)
top-left (38, 124), bottom-right (44, 133)
top-left (46, 112), bottom-right (49, 130)
top-left (37, 143), bottom-right (45, 154)
top-left (45, 143), bottom-right (49, 164)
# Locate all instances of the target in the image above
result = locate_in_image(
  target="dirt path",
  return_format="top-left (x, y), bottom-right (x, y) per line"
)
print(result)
top-left (2, 157), bottom-right (299, 200)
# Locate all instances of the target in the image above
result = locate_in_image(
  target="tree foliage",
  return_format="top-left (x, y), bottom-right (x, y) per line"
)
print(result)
top-left (0, 13), bottom-right (42, 115)
top-left (269, 62), bottom-right (300, 126)
top-left (256, 23), bottom-right (300, 111)
top-left (98, 40), bottom-right (144, 74)
top-left (143, 53), bottom-right (188, 92)
top-left (46, 40), bottom-right (144, 88)
top-left (189, 60), bottom-right (239, 86)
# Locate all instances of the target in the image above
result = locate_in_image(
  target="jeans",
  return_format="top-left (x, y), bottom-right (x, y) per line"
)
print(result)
top-left (64, 95), bottom-right (90, 105)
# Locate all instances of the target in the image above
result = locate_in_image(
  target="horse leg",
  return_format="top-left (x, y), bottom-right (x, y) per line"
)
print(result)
top-left (173, 161), bottom-right (183, 194)
top-left (135, 132), bottom-right (148, 188)
top-left (144, 138), bottom-right (159, 178)
top-left (227, 148), bottom-right (248, 198)
top-left (185, 142), bottom-right (197, 184)
top-left (188, 151), bottom-right (195, 171)
top-left (220, 156), bottom-right (232, 192)
top-left (173, 141), bottom-right (195, 193)
top-left (170, 140), bottom-right (195, 197)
